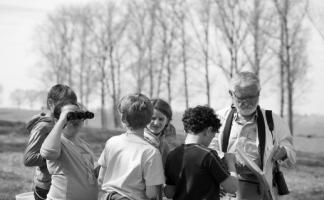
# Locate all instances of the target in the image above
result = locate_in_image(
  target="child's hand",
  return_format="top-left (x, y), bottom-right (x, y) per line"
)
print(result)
top-left (59, 105), bottom-right (75, 123)
top-left (223, 153), bottom-right (236, 171)
top-left (94, 165), bottom-right (100, 179)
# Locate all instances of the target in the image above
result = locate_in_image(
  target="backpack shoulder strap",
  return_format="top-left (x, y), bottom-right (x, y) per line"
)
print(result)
top-left (256, 106), bottom-right (266, 170)
top-left (257, 108), bottom-right (275, 170)
top-left (265, 110), bottom-right (274, 134)
top-left (222, 107), bottom-right (236, 153)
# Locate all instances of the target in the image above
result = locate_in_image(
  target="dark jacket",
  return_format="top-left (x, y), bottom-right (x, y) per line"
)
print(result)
top-left (24, 113), bottom-right (54, 189)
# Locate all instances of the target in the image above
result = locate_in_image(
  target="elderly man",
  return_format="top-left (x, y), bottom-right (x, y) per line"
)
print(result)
top-left (209, 71), bottom-right (296, 200)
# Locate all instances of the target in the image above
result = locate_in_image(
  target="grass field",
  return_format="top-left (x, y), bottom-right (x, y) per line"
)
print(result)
top-left (1, 126), bottom-right (324, 200)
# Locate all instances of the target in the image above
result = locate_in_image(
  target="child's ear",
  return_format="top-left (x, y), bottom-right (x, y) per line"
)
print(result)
top-left (48, 99), bottom-right (55, 110)
top-left (121, 115), bottom-right (126, 123)
top-left (206, 127), bottom-right (214, 137)
top-left (120, 115), bottom-right (129, 128)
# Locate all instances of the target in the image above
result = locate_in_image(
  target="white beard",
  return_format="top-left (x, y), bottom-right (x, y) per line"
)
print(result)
top-left (237, 104), bottom-right (258, 116)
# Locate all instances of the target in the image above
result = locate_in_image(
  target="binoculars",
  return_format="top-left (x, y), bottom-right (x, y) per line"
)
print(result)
top-left (66, 111), bottom-right (94, 121)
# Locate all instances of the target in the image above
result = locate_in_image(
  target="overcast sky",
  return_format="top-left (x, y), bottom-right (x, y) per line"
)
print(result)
top-left (0, 0), bottom-right (324, 115)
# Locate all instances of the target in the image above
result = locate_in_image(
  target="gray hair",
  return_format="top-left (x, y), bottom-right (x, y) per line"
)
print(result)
top-left (230, 71), bottom-right (261, 91)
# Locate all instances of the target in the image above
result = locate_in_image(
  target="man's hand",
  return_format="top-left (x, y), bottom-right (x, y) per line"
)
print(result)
top-left (219, 187), bottom-right (226, 198)
top-left (272, 146), bottom-right (287, 161)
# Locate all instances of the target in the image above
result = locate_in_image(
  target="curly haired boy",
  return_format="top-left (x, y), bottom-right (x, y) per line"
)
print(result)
top-left (164, 106), bottom-right (238, 200)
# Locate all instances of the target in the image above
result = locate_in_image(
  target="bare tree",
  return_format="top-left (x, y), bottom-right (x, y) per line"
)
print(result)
top-left (72, 5), bottom-right (97, 107)
top-left (104, 1), bottom-right (129, 128)
top-left (146, 0), bottom-right (159, 98)
top-left (190, 0), bottom-right (213, 106)
top-left (21, 90), bottom-right (45, 109)
top-left (37, 6), bottom-right (78, 86)
top-left (10, 89), bottom-right (25, 108)
top-left (33, 0), bottom-right (311, 132)
top-left (127, 0), bottom-right (151, 93)
top-left (244, 0), bottom-right (277, 79)
top-left (88, 1), bottom-right (129, 128)
top-left (213, 0), bottom-right (249, 78)
top-left (88, 3), bottom-right (110, 129)
top-left (307, 0), bottom-right (324, 41)
top-left (173, 0), bottom-right (191, 108)
top-left (273, 0), bottom-right (309, 133)
top-left (156, 0), bottom-right (179, 103)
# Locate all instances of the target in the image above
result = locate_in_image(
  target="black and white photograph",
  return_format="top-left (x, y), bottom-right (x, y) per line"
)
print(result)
top-left (0, 0), bottom-right (323, 200)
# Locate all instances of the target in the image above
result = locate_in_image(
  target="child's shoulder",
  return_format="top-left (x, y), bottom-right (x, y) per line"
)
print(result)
top-left (103, 133), bottom-right (128, 146)
top-left (104, 134), bottom-right (119, 143)
top-left (26, 113), bottom-right (53, 133)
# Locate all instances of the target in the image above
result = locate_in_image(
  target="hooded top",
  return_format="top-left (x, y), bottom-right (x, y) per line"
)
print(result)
top-left (24, 112), bottom-right (54, 190)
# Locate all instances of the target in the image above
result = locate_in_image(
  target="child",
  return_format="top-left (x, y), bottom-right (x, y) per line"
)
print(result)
top-left (40, 102), bottom-right (98, 200)
top-left (98, 93), bottom-right (165, 200)
top-left (23, 84), bottom-right (77, 200)
top-left (144, 98), bottom-right (177, 164)
top-left (164, 106), bottom-right (238, 200)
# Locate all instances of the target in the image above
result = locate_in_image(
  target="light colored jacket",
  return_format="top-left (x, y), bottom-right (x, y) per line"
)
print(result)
top-left (209, 107), bottom-right (296, 200)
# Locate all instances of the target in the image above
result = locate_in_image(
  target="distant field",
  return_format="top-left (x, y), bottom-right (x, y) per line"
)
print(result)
top-left (0, 108), bottom-right (38, 123)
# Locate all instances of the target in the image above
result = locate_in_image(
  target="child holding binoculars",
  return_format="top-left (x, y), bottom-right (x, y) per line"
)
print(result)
top-left (23, 84), bottom-right (77, 200)
top-left (40, 101), bottom-right (98, 200)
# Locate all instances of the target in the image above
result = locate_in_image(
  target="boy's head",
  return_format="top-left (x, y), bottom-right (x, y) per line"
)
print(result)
top-left (118, 93), bottom-right (153, 130)
top-left (54, 102), bottom-right (84, 135)
top-left (47, 84), bottom-right (77, 112)
top-left (53, 101), bottom-right (82, 120)
top-left (182, 106), bottom-right (221, 145)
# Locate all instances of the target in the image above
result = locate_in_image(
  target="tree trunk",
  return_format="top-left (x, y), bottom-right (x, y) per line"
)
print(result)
top-left (204, 26), bottom-right (210, 106)
top-left (166, 52), bottom-right (172, 104)
top-left (157, 29), bottom-right (167, 97)
top-left (109, 46), bottom-right (119, 128)
top-left (204, 45), bottom-right (210, 106)
top-left (283, 0), bottom-right (293, 134)
top-left (253, 0), bottom-right (261, 77)
top-left (279, 18), bottom-right (285, 118)
top-left (100, 56), bottom-right (108, 129)
top-left (79, 28), bottom-right (86, 105)
top-left (148, 47), bottom-right (154, 98)
top-left (181, 18), bottom-right (189, 109)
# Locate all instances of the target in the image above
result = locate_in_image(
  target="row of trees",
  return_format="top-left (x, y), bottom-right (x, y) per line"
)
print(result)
top-left (10, 89), bottom-right (47, 109)
top-left (34, 0), bottom-right (310, 133)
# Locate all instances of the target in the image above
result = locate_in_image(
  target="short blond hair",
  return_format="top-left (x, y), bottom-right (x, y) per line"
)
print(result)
top-left (118, 93), bottom-right (153, 129)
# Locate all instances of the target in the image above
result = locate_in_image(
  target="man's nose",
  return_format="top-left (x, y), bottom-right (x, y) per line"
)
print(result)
top-left (239, 100), bottom-right (249, 106)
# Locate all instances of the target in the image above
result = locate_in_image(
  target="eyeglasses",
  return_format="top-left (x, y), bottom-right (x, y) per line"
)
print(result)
top-left (231, 91), bottom-right (260, 102)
